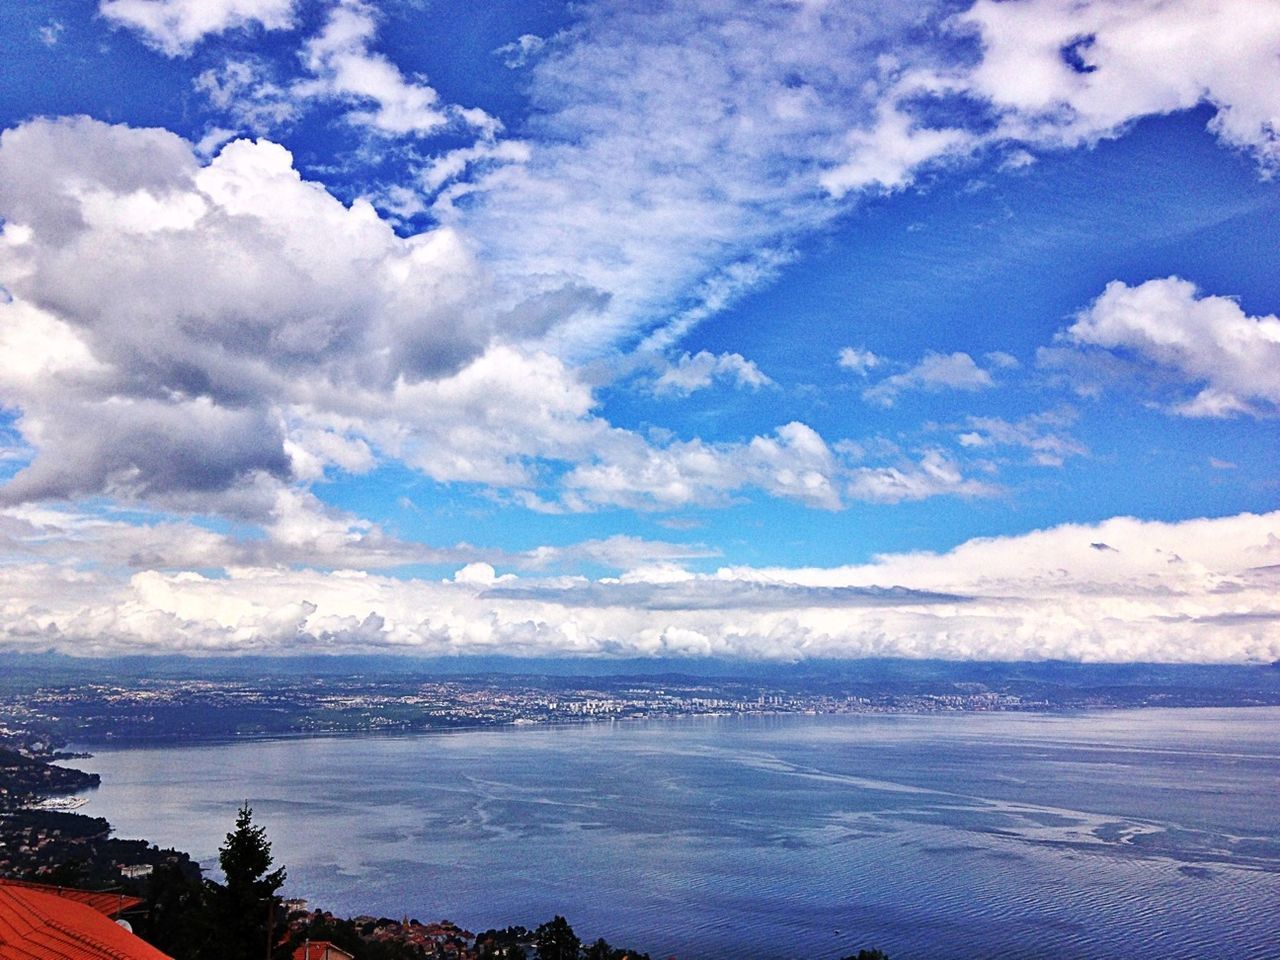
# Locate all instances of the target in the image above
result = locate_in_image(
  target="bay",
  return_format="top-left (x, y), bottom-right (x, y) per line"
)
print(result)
top-left (79, 708), bottom-right (1280, 960)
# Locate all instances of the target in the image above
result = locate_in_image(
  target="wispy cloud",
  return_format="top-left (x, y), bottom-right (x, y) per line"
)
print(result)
top-left (863, 352), bottom-right (999, 407)
top-left (956, 408), bottom-right (1086, 468)
top-left (294, 0), bottom-right (499, 138)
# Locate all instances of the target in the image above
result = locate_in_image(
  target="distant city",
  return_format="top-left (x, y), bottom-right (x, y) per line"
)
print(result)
top-left (3, 656), bottom-right (1279, 746)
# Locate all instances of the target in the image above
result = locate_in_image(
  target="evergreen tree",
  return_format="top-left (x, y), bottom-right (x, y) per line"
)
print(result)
top-left (209, 803), bottom-right (288, 960)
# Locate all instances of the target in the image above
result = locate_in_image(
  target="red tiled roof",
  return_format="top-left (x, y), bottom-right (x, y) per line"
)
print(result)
top-left (292, 942), bottom-right (354, 960)
top-left (0, 884), bottom-right (141, 920)
top-left (0, 881), bottom-right (170, 960)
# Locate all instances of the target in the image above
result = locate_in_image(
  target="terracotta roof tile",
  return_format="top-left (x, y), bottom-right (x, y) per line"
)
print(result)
top-left (0, 881), bottom-right (170, 960)
top-left (0, 883), bottom-right (141, 919)
top-left (292, 942), bottom-right (355, 960)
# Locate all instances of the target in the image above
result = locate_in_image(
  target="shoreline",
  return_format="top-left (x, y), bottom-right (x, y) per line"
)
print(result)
top-left (68, 700), bottom-right (1280, 755)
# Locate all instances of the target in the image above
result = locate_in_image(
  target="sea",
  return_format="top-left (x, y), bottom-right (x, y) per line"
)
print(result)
top-left (78, 708), bottom-right (1280, 960)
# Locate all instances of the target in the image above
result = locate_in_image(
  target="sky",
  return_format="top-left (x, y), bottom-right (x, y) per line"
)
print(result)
top-left (0, 0), bottom-right (1277, 663)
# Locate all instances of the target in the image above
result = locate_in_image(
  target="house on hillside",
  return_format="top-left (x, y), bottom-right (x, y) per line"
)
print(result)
top-left (292, 940), bottom-right (356, 960)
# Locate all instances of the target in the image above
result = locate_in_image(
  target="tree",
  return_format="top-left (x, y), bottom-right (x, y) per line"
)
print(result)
top-left (209, 803), bottom-right (288, 960)
top-left (476, 927), bottom-right (530, 960)
top-left (481, 942), bottom-right (527, 960)
top-left (534, 916), bottom-right (580, 960)
top-left (583, 938), bottom-right (649, 960)
top-left (138, 859), bottom-right (211, 959)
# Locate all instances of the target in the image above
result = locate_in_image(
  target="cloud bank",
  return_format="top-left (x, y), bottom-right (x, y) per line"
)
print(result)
top-left (0, 511), bottom-right (1275, 662)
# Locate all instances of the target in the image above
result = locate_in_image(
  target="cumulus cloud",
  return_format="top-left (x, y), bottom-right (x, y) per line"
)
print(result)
top-left (1050, 277), bottom-right (1280, 417)
top-left (99, 0), bottom-right (296, 56)
top-left (559, 422), bottom-right (845, 513)
top-left (0, 117), bottom-right (978, 518)
top-left (0, 117), bottom-right (494, 505)
top-left (956, 0), bottom-right (1280, 172)
top-left (0, 511), bottom-right (1275, 662)
top-left (653, 351), bottom-right (772, 396)
top-left (863, 351), bottom-right (998, 407)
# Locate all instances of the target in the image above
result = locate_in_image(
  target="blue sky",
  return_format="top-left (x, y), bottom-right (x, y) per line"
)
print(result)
top-left (0, 0), bottom-right (1277, 661)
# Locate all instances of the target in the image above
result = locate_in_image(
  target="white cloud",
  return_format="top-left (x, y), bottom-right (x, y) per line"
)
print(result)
top-left (653, 351), bottom-right (772, 396)
top-left (194, 59), bottom-right (298, 134)
top-left (837, 347), bottom-right (881, 376)
top-left (957, 0), bottom-right (1280, 172)
top-left (451, 562), bottom-right (504, 586)
top-left (38, 21), bottom-right (65, 46)
top-left (985, 351), bottom-right (1020, 369)
top-left (863, 351), bottom-right (997, 407)
top-left (1062, 277), bottom-right (1280, 417)
top-left (295, 0), bottom-right (498, 139)
top-left (494, 34), bottom-right (545, 69)
top-left (452, 2), bottom-right (958, 358)
top-left (955, 409), bottom-right (1086, 467)
top-left (0, 117), bottom-right (493, 504)
top-left (2, 117), bottom-right (967, 519)
top-left (0, 510), bottom-right (1275, 662)
top-left (847, 449), bottom-right (997, 504)
top-left (99, 0), bottom-right (296, 56)
top-left (559, 422), bottom-right (844, 513)
top-left (821, 99), bottom-right (975, 197)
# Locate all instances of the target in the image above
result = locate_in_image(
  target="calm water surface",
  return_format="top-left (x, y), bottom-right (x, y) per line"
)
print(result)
top-left (81, 709), bottom-right (1280, 960)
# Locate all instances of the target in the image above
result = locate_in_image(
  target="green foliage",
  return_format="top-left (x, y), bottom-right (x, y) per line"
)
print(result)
top-left (475, 926), bottom-right (530, 960)
top-left (534, 916), bottom-right (580, 960)
top-left (220, 803), bottom-right (288, 902)
top-left (583, 937), bottom-right (650, 960)
top-left (207, 803), bottom-right (288, 960)
top-left (137, 859), bottom-right (212, 960)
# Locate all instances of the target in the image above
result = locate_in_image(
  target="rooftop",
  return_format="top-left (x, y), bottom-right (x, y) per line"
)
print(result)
top-left (0, 880), bottom-right (169, 960)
